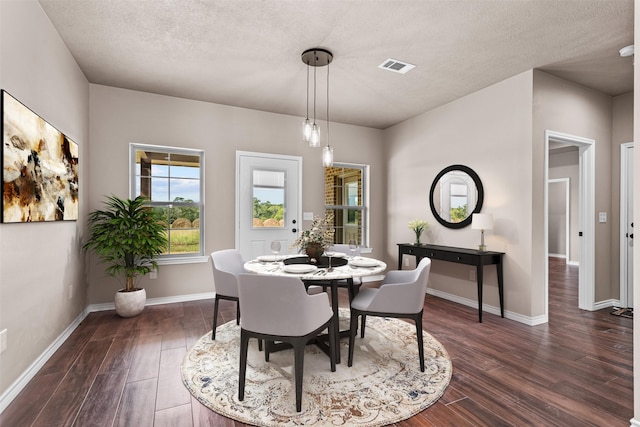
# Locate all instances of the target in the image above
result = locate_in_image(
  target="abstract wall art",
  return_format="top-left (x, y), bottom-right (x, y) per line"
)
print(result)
top-left (2, 90), bottom-right (79, 223)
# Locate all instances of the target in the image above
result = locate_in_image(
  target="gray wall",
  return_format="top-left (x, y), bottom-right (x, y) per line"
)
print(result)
top-left (0, 0), bottom-right (89, 396)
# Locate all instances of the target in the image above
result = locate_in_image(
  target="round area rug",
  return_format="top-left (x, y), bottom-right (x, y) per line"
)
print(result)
top-left (181, 309), bottom-right (452, 427)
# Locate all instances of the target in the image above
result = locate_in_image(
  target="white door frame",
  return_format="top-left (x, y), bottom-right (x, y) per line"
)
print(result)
top-left (620, 142), bottom-right (634, 307)
top-left (544, 130), bottom-right (595, 318)
top-left (548, 178), bottom-right (570, 261)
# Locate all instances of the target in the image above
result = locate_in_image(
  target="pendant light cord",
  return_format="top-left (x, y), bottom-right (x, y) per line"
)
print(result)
top-left (326, 60), bottom-right (330, 145)
top-left (305, 60), bottom-right (309, 119)
top-left (313, 55), bottom-right (317, 125)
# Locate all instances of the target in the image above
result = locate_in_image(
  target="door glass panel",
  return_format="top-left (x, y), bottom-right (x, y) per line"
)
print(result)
top-left (252, 169), bottom-right (285, 228)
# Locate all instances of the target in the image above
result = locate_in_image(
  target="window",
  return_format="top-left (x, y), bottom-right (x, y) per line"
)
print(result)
top-left (324, 163), bottom-right (368, 246)
top-left (130, 144), bottom-right (204, 258)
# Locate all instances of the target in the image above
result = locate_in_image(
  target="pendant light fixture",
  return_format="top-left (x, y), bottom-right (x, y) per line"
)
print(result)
top-left (322, 56), bottom-right (333, 166)
top-left (301, 48), bottom-right (333, 152)
top-left (302, 64), bottom-right (312, 143)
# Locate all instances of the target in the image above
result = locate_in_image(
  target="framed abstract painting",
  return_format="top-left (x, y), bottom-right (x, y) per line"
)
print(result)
top-left (2, 90), bottom-right (79, 223)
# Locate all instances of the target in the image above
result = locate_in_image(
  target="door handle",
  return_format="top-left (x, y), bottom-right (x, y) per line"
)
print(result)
top-left (292, 228), bottom-right (297, 233)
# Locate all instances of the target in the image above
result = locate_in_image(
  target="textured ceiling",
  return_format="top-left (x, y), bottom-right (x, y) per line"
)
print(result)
top-left (38, 0), bottom-right (634, 129)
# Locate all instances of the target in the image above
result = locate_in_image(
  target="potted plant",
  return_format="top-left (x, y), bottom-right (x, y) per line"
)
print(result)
top-left (292, 214), bottom-right (334, 261)
top-left (83, 195), bottom-right (167, 317)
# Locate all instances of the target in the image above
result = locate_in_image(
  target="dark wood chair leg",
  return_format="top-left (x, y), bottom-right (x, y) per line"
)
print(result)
top-left (348, 309), bottom-right (359, 367)
top-left (238, 331), bottom-right (249, 401)
top-left (258, 339), bottom-right (263, 351)
top-left (236, 302), bottom-right (240, 325)
top-left (212, 296), bottom-right (220, 340)
top-left (265, 340), bottom-right (271, 362)
top-left (415, 312), bottom-right (425, 372)
top-left (293, 341), bottom-right (305, 412)
top-left (360, 314), bottom-right (366, 338)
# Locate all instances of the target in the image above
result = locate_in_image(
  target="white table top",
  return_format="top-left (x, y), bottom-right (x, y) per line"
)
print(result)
top-left (244, 255), bottom-right (386, 281)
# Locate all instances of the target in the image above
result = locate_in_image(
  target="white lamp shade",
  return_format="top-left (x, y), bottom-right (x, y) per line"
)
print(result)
top-left (472, 213), bottom-right (493, 230)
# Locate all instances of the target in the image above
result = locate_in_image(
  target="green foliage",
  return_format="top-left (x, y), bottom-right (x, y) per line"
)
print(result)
top-left (83, 195), bottom-right (168, 291)
top-left (152, 197), bottom-right (200, 224)
top-left (450, 204), bottom-right (468, 223)
top-left (253, 197), bottom-right (284, 221)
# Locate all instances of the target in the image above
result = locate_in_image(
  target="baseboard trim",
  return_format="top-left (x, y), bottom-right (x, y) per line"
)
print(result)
top-left (0, 292), bottom-right (215, 414)
top-left (630, 417), bottom-right (640, 426)
top-left (426, 288), bottom-right (546, 326)
top-left (86, 292), bottom-right (215, 313)
top-left (0, 307), bottom-right (91, 414)
top-left (593, 298), bottom-right (620, 311)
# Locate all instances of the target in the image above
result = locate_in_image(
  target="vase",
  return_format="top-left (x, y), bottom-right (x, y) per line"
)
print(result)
top-left (305, 243), bottom-right (324, 261)
top-left (414, 231), bottom-right (422, 246)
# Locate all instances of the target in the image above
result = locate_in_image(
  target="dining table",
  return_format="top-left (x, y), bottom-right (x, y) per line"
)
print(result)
top-left (244, 253), bottom-right (387, 363)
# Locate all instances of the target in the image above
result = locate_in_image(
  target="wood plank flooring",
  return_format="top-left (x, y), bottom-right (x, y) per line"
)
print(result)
top-left (1, 257), bottom-right (633, 426)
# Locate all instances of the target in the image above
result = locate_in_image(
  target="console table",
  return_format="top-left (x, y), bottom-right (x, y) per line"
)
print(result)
top-left (397, 243), bottom-right (504, 323)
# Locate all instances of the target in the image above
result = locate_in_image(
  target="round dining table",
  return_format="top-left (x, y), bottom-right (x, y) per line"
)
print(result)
top-left (244, 254), bottom-right (386, 363)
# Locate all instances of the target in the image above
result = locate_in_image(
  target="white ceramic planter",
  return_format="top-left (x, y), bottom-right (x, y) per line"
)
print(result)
top-left (114, 288), bottom-right (146, 317)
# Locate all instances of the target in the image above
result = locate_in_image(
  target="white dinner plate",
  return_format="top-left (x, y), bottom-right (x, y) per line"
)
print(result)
top-left (329, 252), bottom-right (346, 258)
top-left (350, 257), bottom-right (379, 268)
top-left (257, 255), bottom-right (282, 262)
top-left (283, 264), bottom-right (318, 274)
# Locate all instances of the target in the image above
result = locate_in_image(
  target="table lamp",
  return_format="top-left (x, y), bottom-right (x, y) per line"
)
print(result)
top-left (472, 213), bottom-right (493, 252)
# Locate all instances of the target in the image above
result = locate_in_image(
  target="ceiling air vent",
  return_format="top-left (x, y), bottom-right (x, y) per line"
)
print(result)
top-left (378, 58), bottom-right (416, 74)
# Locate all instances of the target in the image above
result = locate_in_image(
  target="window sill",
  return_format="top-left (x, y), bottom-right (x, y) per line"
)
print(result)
top-left (157, 256), bottom-right (209, 265)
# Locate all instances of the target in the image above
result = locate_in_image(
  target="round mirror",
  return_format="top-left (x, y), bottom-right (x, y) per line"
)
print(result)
top-left (429, 164), bottom-right (484, 229)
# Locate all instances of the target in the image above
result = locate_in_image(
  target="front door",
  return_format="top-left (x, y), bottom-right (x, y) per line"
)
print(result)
top-left (236, 151), bottom-right (301, 261)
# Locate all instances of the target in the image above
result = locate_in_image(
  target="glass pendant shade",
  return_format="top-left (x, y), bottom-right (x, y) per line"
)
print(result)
top-left (322, 145), bottom-right (334, 166)
top-left (302, 118), bottom-right (312, 142)
top-left (310, 124), bottom-right (321, 147)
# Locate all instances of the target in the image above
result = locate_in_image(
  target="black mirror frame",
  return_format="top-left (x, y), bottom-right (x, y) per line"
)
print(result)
top-left (429, 164), bottom-right (484, 229)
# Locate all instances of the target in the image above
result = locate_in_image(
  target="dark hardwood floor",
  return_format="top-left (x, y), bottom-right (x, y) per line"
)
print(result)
top-left (1, 257), bottom-right (633, 426)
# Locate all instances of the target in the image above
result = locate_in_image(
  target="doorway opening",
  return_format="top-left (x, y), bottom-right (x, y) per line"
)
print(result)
top-left (619, 142), bottom-right (634, 309)
top-left (544, 130), bottom-right (595, 323)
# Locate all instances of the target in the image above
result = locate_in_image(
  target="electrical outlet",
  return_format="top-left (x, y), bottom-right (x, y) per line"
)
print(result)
top-left (149, 270), bottom-right (157, 279)
top-left (0, 329), bottom-right (7, 354)
top-left (68, 284), bottom-right (73, 300)
top-left (404, 258), bottom-right (410, 267)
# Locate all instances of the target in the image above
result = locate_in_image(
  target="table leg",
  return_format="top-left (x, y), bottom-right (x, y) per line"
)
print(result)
top-left (497, 261), bottom-right (504, 318)
top-left (329, 279), bottom-right (341, 364)
top-left (476, 263), bottom-right (483, 323)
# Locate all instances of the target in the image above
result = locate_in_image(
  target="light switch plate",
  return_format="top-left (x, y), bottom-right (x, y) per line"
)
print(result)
top-left (599, 212), bottom-right (607, 223)
top-left (303, 212), bottom-right (314, 221)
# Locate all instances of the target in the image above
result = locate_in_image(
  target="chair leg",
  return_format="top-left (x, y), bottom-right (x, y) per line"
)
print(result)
top-left (212, 296), bottom-right (220, 340)
top-left (416, 314), bottom-right (425, 372)
top-left (265, 340), bottom-right (271, 362)
top-left (293, 341), bottom-right (305, 412)
top-left (360, 314), bottom-right (366, 338)
top-left (348, 309), bottom-right (359, 367)
top-left (258, 339), bottom-right (263, 351)
top-left (328, 316), bottom-right (336, 372)
top-left (238, 330), bottom-right (250, 401)
top-left (236, 301), bottom-right (240, 325)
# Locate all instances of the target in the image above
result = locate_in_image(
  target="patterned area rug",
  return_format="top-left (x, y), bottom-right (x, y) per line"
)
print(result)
top-left (181, 309), bottom-right (452, 427)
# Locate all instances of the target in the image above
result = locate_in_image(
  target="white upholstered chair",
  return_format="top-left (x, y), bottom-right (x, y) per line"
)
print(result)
top-left (210, 249), bottom-right (245, 340)
top-left (347, 257), bottom-right (431, 371)
top-left (237, 273), bottom-right (336, 412)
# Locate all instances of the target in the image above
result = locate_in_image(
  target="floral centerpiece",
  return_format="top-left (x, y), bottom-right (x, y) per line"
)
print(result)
top-left (408, 219), bottom-right (429, 245)
top-left (292, 214), bottom-right (334, 260)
